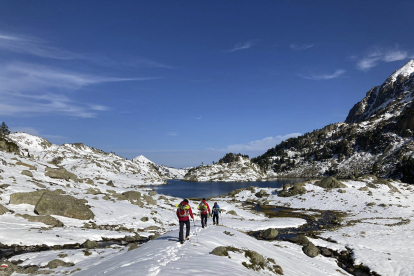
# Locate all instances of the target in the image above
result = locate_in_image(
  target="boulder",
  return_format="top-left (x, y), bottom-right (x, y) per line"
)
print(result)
top-left (21, 170), bottom-right (33, 177)
top-left (227, 210), bottom-right (237, 216)
top-left (0, 137), bottom-right (19, 154)
top-left (302, 243), bottom-right (319, 258)
top-left (18, 214), bottom-right (64, 227)
top-left (131, 199), bottom-right (144, 207)
top-left (106, 180), bottom-right (115, 187)
top-left (0, 204), bottom-right (10, 215)
top-left (83, 240), bottom-right (99, 249)
top-left (122, 191), bottom-right (141, 201)
top-left (34, 192), bottom-right (94, 220)
top-left (47, 259), bottom-right (74, 269)
top-left (45, 167), bottom-right (78, 182)
top-left (289, 234), bottom-right (310, 246)
top-left (210, 246), bottom-right (229, 257)
top-left (262, 228), bottom-right (278, 240)
top-left (148, 190), bottom-right (157, 196)
top-left (15, 161), bottom-right (36, 171)
top-left (143, 195), bottom-right (156, 205)
top-left (245, 250), bottom-right (266, 266)
top-left (10, 190), bottom-right (47, 205)
top-left (315, 177), bottom-right (346, 189)
top-left (0, 261), bottom-right (20, 276)
top-left (278, 183), bottom-right (306, 197)
top-left (255, 189), bottom-right (269, 198)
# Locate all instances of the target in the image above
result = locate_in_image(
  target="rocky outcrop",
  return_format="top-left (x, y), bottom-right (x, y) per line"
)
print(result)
top-left (210, 246), bottom-right (229, 257)
top-left (45, 167), bottom-right (78, 182)
top-left (262, 228), bottom-right (278, 240)
top-left (0, 204), bottom-right (10, 215)
top-left (47, 259), bottom-right (74, 269)
top-left (10, 190), bottom-right (47, 205)
top-left (34, 192), bottom-right (94, 220)
top-left (21, 170), bottom-right (33, 177)
top-left (17, 214), bottom-right (64, 227)
top-left (0, 136), bottom-right (19, 154)
top-left (278, 182), bottom-right (306, 197)
top-left (302, 243), bottom-right (319, 258)
top-left (315, 177), bottom-right (346, 189)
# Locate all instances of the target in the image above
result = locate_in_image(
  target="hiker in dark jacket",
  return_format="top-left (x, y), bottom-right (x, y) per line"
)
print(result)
top-left (176, 199), bottom-right (194, 244)
top-left (211, 202), bottom-right (221, 225)
top-left (197, 198), bottom-right (211, 228)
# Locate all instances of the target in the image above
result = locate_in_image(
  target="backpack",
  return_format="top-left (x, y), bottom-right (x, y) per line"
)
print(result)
top-left (176, 203), bottom-right (190, 218)
top-left (212, 206), bottom-right (220, 214)
top-left (198, 202), bottom-right (207, 213)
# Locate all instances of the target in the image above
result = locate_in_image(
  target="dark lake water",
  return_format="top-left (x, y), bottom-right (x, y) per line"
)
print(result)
top-left (149, 179), bottom-right (306, 199)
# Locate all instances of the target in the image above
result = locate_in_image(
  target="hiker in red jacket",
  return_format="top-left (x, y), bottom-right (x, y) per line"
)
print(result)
top-left (176, 199), bottom-right (194, 244)
top-left (197, 198), bottom-right (211, 228)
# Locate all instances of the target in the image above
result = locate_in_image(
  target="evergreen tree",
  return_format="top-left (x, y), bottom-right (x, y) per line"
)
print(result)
top-left (0, 122), bottom-right (10, 135)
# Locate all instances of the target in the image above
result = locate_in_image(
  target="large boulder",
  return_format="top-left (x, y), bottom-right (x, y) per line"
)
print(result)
top-left (47, 259), bottom-right (74, 269)
top-left (10, 190), bottom-right (47, 205)
top-left (278, 183), bottom-right (306, 197)
top-left (0, 137), bottom-right (19, 154)
top-left (122, 191), bottom-right (141, 201)
top-left (45, 167), bottom-right (78, 182)
top-left (289, 234), bottom-right (310, 246)
top-left (83, 239), bottom-right (99, 249)
top-left (16, 161), bottom-right (36, 171)
top-left (245, 250), bottom-right (266, 267)
top-left (143, 195), bottom-right (156, 205)
top-left (262, 228), bottom-right (278, 240)
top-left (315, 177), bottom-right (346, 189)
top-left (34, 192), bottom-right (94, 220)
top-left (227, 210), bottom-right (237, 216)
top-left (255, 189), bottom-right (269, 198)
top-left (302, 243), bottom-right (319, 258)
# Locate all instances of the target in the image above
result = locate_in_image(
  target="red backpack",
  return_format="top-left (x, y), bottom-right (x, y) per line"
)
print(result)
top-left (176, 203), bottom-right (190, 218)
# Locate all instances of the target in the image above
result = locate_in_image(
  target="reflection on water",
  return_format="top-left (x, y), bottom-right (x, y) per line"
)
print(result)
top-left (148, 178), bottom-right (307, 199)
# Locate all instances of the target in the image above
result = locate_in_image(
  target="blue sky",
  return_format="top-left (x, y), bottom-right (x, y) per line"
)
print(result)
top-left (1, 1), bottom-right (413, 168)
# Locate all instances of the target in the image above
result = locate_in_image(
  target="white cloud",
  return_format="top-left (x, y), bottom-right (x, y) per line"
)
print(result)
top-left (299, 69), bottom-right (346, 80)
top-left (290, 43), bottom-right (314, 51)
top-left (211, 133), bottom-right (302, 153)
top-left (356, 46), bottom-right (410, 71)
top-left (0, 63), bottom-right (152, 118)
top-left (227, 40), bottom-right (256, 52)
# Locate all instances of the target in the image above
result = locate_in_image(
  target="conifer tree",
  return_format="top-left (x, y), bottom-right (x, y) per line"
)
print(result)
top-left (0, 122), bottom-right (10, 135)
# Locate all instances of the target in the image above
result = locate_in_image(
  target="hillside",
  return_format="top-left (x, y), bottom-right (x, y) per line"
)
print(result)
top-left (252, 60), bottom-right (414, 183)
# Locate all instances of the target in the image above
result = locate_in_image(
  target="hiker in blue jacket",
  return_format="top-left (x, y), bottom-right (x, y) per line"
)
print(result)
top-left (211, 202), bottom-right (221, 225)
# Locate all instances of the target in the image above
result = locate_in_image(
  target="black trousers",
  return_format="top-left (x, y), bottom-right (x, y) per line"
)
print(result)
top-left (179, 220), bottom-right (190, 242)
top-left (201, 214), bottom-right (208, 228)
top-left (213, 214), bottom-right (219, 224)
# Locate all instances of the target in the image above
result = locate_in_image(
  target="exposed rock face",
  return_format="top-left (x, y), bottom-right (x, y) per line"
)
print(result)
top-left (10, 190), bottom-right (47, 205)
top-left (251, 60), bottom-right (414, 183)
top-left (16, 161), bottom-right (36, 170)
top-left (34, 192), bottom-right (94, 220)
top-left (83, 239), bottom-right (99, 249)
top-left (0, 137), bottom-right (19, 154)
top-left (45, 167), bottom-right (78, 182)
top-left (122, 191), bottom-right (141, 201)
top-left (315, 177), bottom-right (346, 189)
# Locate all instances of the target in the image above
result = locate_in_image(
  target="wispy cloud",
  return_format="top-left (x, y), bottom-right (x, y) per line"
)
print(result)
top-left (356, 45), bottom-right (409, 71)
top-left (290, 43), bottom-right (314, 51)
top-left (0, 62), bottom-right (153, 118)
top-left (210, 133), bottom-right (301, 153)
top-left (299, 69), bottom-right (346, 80)
top-left (0, 32), bottom-right (174, 69)
top-left (167, 132), bottom-right (179, 136)
top-left (195, 116), bottom-right (202, 120)
top-left (227, 40), bottom-right (257, 52)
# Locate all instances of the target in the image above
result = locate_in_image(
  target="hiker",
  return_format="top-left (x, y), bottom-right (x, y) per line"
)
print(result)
top-left (211, 202), bottom-right (221, 225)
top-left (197, 198), bottom-right (211, 228)
top-left (176, 199), bottom-right (194, 244)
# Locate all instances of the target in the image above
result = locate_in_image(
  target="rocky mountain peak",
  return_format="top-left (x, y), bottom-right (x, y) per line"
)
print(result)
top-left (345, 59), bottom-right (414, 124)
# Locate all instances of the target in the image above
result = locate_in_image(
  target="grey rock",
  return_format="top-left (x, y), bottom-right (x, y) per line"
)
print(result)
top-left (10, 190), bottom-right (47, 205)
top-left (83, 239), bottom-right (99, 249)
top-left (18, 214), bottom-right (64, 227)
top-left (245, 250), bottom-right (266, 266)
top-left (143, 195), bottom-right (156, 205)
top-left (46, 259), bottom-right (74, 269)
top-left (315, 177), bottom-right (346, 189)
top-left (148, 190), bottom-right (157, 196)
top-left (122, 191), bottom-right (141, 201)
top-left (278, 183), bottom-right (306, 197)
top-left (45, 167), bottom-right (78, 182)
top-left (262, 228), bottom-right (278, 240)
top-left (302, 243), bottom-right (319, 258)
top-left (227, 210), bottom-right (237, 216)
top-left (255, 189), bottom-right (269, 198)
top-left (140, 217), bottom-right (149, 222)
top-left (289, 235), bottom-right (310, 246)
top-left (0, 204), bottom-right (10, 215)
top-left (106, 180), bottom-right (115, 187)
top-left (34, 192), bottom-right (94, 220)
top-left (21, 170), bottom-right (33, 177)
top-left (210, 246), bottom-right (228, 256)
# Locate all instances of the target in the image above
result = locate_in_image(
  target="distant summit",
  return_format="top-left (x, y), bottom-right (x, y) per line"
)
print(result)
top-left (346, 59), bottom-right (414, 124)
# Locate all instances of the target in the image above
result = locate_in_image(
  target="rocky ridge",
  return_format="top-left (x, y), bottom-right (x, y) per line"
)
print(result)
top-left (252, 60), bottom-right (414, 183)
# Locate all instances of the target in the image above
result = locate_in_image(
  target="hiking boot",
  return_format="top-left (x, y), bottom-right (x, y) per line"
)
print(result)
top-left (186, 236), bottom-right (189, 240)
top-left (180, 241), bottom-right (184, 244)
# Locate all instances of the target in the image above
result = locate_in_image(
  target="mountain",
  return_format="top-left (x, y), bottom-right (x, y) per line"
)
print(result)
top-left (252, 60), bottom-right (414, 183)
top-left (183, 154), bottom-right (265, 182)
top-left (3, 132), bottom-right (188, 185)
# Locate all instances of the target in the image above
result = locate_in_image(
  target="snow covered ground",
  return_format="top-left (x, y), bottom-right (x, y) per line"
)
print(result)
top-left (2, 133), bottom-right (414, 275)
